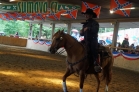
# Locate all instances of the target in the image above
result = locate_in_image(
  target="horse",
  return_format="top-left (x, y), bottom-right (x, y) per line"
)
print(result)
top-left (49, 30), bottom-right (114, 92)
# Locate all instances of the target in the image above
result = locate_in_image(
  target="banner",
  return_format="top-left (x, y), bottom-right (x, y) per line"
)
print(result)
top-left (47, 10), bottom-right (65, 20)
top-left (33, 40), bottom-right (51, 46)
top-left (33, 40), bottom-right (39, 44)
top-left (0, 13), bottom-right (12, 21)
top-left (7, 13), bottom-right (17, 21)
top-left (113, 52), bottom-right (139, 60)
top-left (15, 13), bottom-right (25, 21)
top-left (62, 9), bottom-right (78, 19)
top-left (82, 1), bottom-right (101, 18)
top-left (45, 41), bottom-right (51, 46)
top-left (110, 0), bottom-right (132, 17)
top-left (22, 13), bottom-right (34, 21)
top-left (32, 40), bottom-right (139, 60)
top-left (38, 40), bottom-right (45, 45)
top-left (0, 1), bottom-right (80, 21)
top-left (113, 51), bottom-right (121, 58)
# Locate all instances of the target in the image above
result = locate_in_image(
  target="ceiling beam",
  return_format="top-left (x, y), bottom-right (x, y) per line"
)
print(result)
top-left (51, 17), bottom-right (139, 24)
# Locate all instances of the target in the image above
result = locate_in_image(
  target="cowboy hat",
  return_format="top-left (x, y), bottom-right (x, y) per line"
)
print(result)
top-left (82, 8), bottom-right (97, 18)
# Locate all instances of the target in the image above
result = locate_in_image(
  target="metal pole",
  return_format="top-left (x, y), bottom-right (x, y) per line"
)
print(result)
top-left (39, 23), bottom-right (43, 39)
top-left (51, 23), bottom-right (55, 39)
top-left (29, 23), bottom-right (33, 40)
top-left (67, 23), bottom-right (71, 34)
top-left (112, 21), bottom-right (119, 51)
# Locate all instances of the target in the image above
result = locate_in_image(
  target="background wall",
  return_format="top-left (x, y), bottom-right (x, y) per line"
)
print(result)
top-left (26, 39), bottom-right (139, 72)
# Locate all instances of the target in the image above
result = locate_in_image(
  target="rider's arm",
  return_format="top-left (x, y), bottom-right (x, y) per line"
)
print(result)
top-left (80, 28), bottom-right (84, 36)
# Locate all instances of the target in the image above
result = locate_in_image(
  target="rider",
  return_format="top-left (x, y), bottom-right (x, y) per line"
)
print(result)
top-left (80, 8), bottom-right (102, 72)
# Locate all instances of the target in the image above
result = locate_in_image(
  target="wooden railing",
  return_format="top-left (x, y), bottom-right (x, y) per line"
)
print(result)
top-left (105, 45), bottom-right (139, 52)
top-left (0, 36), bottom-right (27, 47)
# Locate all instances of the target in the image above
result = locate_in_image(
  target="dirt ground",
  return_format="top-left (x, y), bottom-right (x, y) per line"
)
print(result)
top-left (0, 45), bottom-right (139, 92)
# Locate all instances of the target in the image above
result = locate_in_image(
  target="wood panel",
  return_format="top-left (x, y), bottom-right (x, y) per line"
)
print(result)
top-left (0, 36), bottom-right (27, 47)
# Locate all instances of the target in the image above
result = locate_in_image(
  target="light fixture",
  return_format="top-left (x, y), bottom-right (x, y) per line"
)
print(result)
top-left (110, 10), bottom-right (114, 14)
top-left (64, 23), bottom-right (67, 26)
top-left (10, 0), bottom-right (16, 2)
top-left (61, 13), bottom-right (68, 16)
top-left (0, 3), bottom-right (2, 4)
top-left (110, 7), bottom-right (135, 14)
top-left (120, 7), bottom-right (135, 10)
top-left (111, 22), bottom-right (116, 25)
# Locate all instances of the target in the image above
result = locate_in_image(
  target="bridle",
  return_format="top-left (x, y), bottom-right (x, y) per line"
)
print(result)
top-left (52, 35), bottom-right (64, 52)
top-left (52, 34), bottom-right (77, 52)
top-left (52, 33), bottom-right (87, 70)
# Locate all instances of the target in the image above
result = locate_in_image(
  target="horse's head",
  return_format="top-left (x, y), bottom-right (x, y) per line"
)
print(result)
top-left (49, 30), bottom-right (66, 54)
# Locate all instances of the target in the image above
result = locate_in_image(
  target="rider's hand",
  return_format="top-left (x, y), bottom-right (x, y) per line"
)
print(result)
top-left (84, 27), bottom-right (88, 32)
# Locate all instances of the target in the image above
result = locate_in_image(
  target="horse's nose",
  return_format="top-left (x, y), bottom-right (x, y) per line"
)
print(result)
top-left (48, 47), bottom-right (51, 53)
top-left (49, 47), bottom-right (55, 54)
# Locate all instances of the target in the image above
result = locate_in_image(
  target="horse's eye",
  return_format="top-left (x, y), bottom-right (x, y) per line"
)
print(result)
top-left (56, 38), bottom-right (59, 41)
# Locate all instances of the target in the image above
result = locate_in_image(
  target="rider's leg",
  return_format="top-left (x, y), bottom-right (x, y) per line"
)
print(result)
top-left (91, 42), bottom-right (102, 72)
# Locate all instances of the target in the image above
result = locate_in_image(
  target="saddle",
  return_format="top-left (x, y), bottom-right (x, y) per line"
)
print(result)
top-left (98, 44), bottom-right (111, 58)
top-left (80, 40), bottom-right (111, 59)
top-left (80, 41), bottom-right (110, 73)
top-left (80, 41), bottom-right (111, 69)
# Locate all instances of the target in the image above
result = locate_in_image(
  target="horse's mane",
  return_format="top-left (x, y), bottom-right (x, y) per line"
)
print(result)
top-left (55, 30), bottom-right (85, 49)
top-left (64, 31), bottom-right (85, 48)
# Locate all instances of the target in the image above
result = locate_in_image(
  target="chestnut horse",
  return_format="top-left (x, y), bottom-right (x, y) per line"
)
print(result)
top-left (49, 30), bottom-right (114, 92)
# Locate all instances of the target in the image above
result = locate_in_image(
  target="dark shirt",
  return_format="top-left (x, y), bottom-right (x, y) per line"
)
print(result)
top-left (122, 40), bottom-right (129, 48)
top-left (80, 18), bottom-right (99, 42)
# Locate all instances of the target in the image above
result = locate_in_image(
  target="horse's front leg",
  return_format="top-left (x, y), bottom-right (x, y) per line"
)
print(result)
top-left (79, 71), bottom-right (85, 92)
top-left (62, 67), bottom-right (73, 92)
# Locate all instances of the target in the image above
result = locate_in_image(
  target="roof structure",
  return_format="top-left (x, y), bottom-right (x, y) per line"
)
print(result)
top-left (0, 0), bottom-right (139, 28)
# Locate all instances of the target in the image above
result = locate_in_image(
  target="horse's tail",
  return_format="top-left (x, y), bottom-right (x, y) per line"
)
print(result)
top-left (102, 56), bottom-right (114, 85)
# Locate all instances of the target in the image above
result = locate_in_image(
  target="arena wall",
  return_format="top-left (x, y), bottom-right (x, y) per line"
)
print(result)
top-left (0, 36), bottom-right (27, 47)
top-left (26, 40), bottom-right (67, 55)
top-left (113, 56), bottom-right (139, 72)
top-left (26, 40), bottom-right (139, 72)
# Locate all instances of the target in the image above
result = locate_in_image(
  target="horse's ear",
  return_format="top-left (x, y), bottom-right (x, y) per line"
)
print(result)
top-left (59, 30), bottom-right (64, 34)
top-left (62, 29), bottom-right (64, 32)
top-left (57, 30), bottom-right (61, 34)
top-left (61, 30), bottom-right (64, 33)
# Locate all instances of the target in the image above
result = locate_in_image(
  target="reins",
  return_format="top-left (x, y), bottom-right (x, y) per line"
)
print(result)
top-left (66, 55), bottom-right (87, 66)
top-left (66, 39), bottom-right (87, 72)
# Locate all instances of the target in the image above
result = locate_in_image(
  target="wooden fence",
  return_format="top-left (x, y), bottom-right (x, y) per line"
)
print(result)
top-left (0, 36), bottom-right (27, 47)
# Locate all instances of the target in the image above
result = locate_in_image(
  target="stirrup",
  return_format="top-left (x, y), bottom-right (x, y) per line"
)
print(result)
top-left (94, 65), bottom-right (102, 73)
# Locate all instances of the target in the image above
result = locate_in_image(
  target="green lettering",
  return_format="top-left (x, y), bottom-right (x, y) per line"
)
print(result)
top-left (27, 2), bottom-right (33, 13)
top-left (38, 2), bottom-right (44, 13)
top-left (50, 1), bottom-right (58, 13)
top-left (22, 2), bottom-right (27, 13)
top-left (43, 2), bottom-right (48, 13)
top-left (34, 2), bottom-right (39, 13)
top-left (17, 2), bottom-right (21, 12)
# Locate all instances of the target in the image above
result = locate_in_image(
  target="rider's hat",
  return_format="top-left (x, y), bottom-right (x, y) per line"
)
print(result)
top-left (82, 8), bottom-right (97, 18)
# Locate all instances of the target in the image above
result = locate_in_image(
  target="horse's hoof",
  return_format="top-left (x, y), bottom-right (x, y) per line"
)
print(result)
top-left (64, 91), bottom-right (69, 92)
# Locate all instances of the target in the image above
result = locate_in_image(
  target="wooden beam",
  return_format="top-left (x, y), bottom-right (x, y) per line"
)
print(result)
top-left (52, 17), bottom-right (139, 23)
top-left (111, 21), bottom-right (119, 51)
top-left (67, 23), bottom-right (71, 34)
top-left (51, 23), bottom-right (55, 39)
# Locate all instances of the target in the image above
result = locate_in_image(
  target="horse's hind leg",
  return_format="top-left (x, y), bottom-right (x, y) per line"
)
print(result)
top-left (94, 73), bottom-right (100, 92)
top-left (62, 68), bottom-right (73, 92)
top-left (105, 69), bottom-right (112, 92)
top-left (105, 57), bottom-right (113, 92)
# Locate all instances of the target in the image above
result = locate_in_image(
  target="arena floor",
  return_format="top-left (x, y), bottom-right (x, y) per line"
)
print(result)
top-left (0, 44), bottom-right (139, 92)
